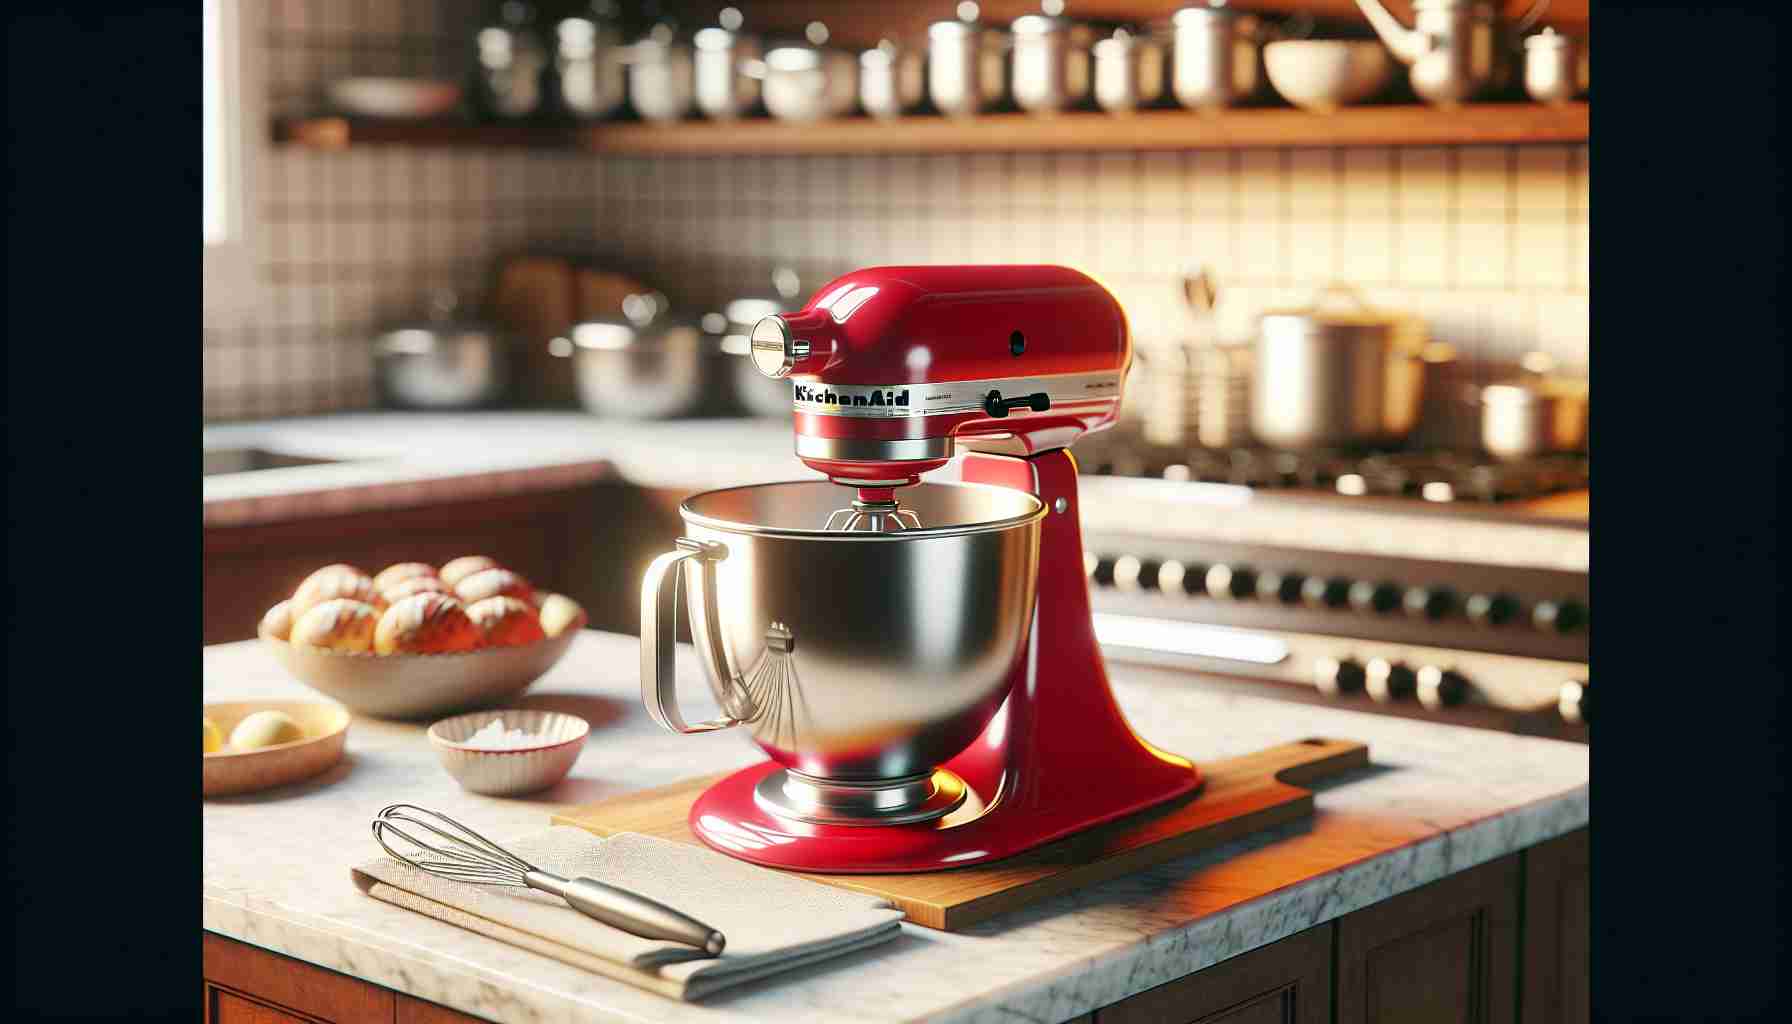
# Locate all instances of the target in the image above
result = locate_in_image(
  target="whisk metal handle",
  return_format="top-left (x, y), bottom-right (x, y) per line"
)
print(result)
top-left (525, 871), bottom-right (727, 956)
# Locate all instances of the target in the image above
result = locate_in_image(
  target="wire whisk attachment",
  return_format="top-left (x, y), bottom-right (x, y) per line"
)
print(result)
top-left (823, 496), bottom-right (922, 532)
top-left (371, 804), bottom-right (726, 955)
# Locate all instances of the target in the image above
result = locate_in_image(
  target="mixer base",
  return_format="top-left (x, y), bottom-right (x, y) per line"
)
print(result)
top-left (752, 768), bottom-right (969, 826)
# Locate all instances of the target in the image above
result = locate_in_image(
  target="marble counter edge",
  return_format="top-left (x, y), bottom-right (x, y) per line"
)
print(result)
top-left (201, 783), bottom-right (1587, 1024)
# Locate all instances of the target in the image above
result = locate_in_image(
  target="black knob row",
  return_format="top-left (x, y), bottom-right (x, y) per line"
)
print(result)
top-left (1087, 555), bottom-right (1585, 634)
top-left (1314, 658), bottom-right (1471, 709)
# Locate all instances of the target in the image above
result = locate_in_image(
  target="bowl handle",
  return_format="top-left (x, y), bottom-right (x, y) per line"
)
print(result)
top-left (640, 538), bottom-right (745, 734)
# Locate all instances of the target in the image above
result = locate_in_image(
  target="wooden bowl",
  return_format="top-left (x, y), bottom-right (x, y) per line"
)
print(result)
top-left (259, 628), bottom-right (577, 720)
top-left (204, 701), bottom-right (351, 798)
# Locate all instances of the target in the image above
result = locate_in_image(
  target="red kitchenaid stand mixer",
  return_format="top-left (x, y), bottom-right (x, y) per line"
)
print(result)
top-left (654, 265), bottom-right (1201, 873)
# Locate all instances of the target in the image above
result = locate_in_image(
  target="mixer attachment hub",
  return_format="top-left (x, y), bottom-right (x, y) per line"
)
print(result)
top-left (823, 494), bottom-right (923, 532)
top-left (753, 767), bottom-right (968, 826)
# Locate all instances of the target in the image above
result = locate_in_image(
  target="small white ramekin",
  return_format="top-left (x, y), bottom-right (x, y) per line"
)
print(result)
top-left (427, 709), bottom-right (589, 795)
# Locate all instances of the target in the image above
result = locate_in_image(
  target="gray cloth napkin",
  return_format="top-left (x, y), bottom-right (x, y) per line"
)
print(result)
top-left (351, 827), bottom-right (905, 1001)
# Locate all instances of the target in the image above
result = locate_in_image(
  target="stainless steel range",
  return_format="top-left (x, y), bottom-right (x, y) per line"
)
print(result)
top-left (1071, 431), bottom-right (1589, 741)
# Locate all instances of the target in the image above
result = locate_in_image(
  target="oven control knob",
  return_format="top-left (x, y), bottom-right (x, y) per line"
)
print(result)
top-left (1257, 570), bottom-right (1307, 604)
top-left (1416, 666), bottom-right (1469, 709)
top-left (1349, 580), bottom-right (1402, 615)
top-left (1533, 599), bottom-right (1588, 634)
top-left (1206, 564), bottom-right (1258, 600)
top-left (1314, 656), bottom-right (1366, 697)
top-left (1157, 559), bottom-right (1190, 596)
top-left (1403, 586), bottom-right (1458, 621)
top-left (1302, 576), bottom-right (1353, 610)
top-left (1091, 555), bottom-right (1117, 587)
top-left (1558, 680), bottom-right (1590, 724)
top-left (1465, 592), bottom-right (1520, 627)
top-left (1365, 658), bottom-right (1417, 702)
top-left (1112, 555), bottom-right (1141, 590)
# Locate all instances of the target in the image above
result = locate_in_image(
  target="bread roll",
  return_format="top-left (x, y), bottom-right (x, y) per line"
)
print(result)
top-left (375, 593), bottom-right (480, 655)
top-left (259, 600), bottom-right (296, 641)
top-left (291, 566), bottom-right (384, 619)
top-left (439, 555), bottom-right (501, 588)
top-left (466, 596), bottom-right (546, 647)
top-left (290, 598), bottom-right (381, 653)
top-left (373, 562), bottom-right (437, 591)
top-left (382, 575), bottom-right (456, 603)
top-left (455, 567), bottom-right (534, 605)
top-left (537, 593), bottom-right (587, 637)
top-left (229, 710), bottom-right (304, 750)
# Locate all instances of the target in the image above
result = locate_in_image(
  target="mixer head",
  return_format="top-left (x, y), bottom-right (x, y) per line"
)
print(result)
top-left (749, 265), bottom-right (1132, 531)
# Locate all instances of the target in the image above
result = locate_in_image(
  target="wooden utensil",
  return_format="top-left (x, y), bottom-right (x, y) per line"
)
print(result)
top-left (203, 700), bottom-right (351, 797)
top-left (555, 736), bottom-right (1369, 931)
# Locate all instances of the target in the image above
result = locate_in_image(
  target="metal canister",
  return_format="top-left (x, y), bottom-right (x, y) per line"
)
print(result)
top-left (627, 24), bottom-right (695, 123)
top-left (693, 22), bottom-right (761, 119)
top-left (1522, 28), bottom-right (1587, 106)
top-left (1010, 13), bottom-right (1094, 114)
top-left (859, 41), bottom-right (925, 119)
top-left (1092, 30), bottom-right (1165, 114)
top-left (1169, 2), bottom-right (1264, 112)
top-left (927, 17), bottom-right (1008, 117)
top-left (547, 3), bottom-right (625, 119)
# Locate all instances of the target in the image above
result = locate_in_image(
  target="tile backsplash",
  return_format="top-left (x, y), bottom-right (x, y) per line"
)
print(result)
top-left (203, 3), bottom-right (1588, 422)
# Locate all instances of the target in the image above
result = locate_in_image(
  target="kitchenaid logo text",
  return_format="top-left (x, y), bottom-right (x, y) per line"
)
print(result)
top-left (793, 385), bottom-right (910, 409)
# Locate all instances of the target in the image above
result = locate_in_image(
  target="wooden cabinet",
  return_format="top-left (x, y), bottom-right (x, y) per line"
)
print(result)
top-left (1522, 830), bottom-right (1590, 1024)
top-left (202, 829), bottom-right (1586, 1024)
top-left (1336, 854), bottom-right (1520, 1024)
top-left (1097, 923), bottom-right (1331, 1024)
top-left (203, 932), bottom-right (394, 1023)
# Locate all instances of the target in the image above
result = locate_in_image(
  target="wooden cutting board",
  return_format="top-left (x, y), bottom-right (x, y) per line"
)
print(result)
top-left (554, 736), bottom-right (1368, 931)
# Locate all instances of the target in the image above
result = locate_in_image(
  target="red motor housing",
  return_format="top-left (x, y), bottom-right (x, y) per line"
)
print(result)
top-left (748, 265), bottom-right (1131, 486)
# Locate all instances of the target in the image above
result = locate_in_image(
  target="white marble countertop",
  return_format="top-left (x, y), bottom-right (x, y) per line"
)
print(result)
top-left (202, 412), bottom-right (1587, 571)
top-left (203, 631), bottom-right (1588, 1024)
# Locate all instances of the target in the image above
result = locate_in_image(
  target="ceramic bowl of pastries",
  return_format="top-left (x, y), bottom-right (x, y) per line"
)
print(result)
top-left (259, 557), bottom-right (587, 719)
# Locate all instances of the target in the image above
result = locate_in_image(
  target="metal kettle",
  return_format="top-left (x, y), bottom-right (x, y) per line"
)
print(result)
top-left (1351, 0), bottom-right (1545, 105)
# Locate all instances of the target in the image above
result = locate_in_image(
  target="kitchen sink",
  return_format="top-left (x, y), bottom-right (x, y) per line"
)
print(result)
top-left (203, 447), bottom-right (346, 476)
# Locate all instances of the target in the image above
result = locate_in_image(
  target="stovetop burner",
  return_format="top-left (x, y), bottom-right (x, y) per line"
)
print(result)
top-left (1073, 435), bottom-right (1589, 504)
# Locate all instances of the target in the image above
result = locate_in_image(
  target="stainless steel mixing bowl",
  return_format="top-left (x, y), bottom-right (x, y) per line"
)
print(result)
top-left (641, 480), bottom-right (1044, 800)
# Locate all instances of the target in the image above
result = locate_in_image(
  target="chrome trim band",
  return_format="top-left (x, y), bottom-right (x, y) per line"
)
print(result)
top-left (791, 371), bottom-right (1121, 419)
top-left (794, 434), bottom-right (955, 463)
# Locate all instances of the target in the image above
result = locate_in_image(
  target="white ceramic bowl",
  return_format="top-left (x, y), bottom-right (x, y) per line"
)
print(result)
top-left (428, 710), bottom-right (589, 796)
top-left (1263, 41), bottom-right (1394, 113)
top-left (261, 628), bottom-right (577, 720)
top-left (327, 77), bottom-right (463, 119)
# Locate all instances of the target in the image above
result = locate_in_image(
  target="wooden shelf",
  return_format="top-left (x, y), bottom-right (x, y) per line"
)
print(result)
top-left (274, 103), bottom-right (1586, 155)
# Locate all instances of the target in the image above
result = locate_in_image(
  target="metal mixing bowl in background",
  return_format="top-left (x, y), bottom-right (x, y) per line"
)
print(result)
top-left (758, 34), bottom-right (858, 122)
top-left (642, 481), bottom-right (1044, 791)
top-left (556, 294), bottom-right (724, 419)
top-left (373, 292), bottom-right (509, 410)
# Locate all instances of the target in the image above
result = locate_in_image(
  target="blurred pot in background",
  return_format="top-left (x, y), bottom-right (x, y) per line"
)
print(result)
top-left (1481, 374), bottom-right (1589, 460)
top-left (555, 292), bottom-right (724, 419)
top-left (1251, 285), bottom-right (1427, 449)
top-left (374, 291), bottom-right (509, 410)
